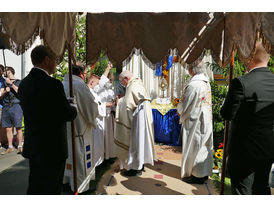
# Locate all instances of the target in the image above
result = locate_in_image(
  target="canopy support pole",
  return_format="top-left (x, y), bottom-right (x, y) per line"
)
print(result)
top-left (2, 49), bottom-right (7, 75)
top-left (68, 48), bottom-right (78, 195)
top-left (220, 47), bottom-right (235, 195)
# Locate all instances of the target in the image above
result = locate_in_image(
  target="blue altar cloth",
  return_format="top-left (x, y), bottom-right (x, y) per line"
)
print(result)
top-left (152, 109), bottom-right (182, 146)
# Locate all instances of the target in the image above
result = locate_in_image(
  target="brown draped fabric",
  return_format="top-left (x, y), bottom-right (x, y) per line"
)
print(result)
top-left (86, 12), bottom-right (210, 68)
top-left (185, 12), bottom-right (224, 65)
top-left (186, 12), bottom-right (274, 67)
top-left (0, 12), bottom-right (76, 63)
top-left (261, 12), bottom-right (274, 56)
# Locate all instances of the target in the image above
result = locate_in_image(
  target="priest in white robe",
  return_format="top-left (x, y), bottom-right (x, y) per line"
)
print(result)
top-left (177, 58), bottom-right (213, 184)
top-left (63, 64), bottom-right (98, 193)
top-left (98, 72), bottom-right (116, 160)
top-left (115, 70), bottom-right (157, 176)
top-left (87, 67), bottom-right (114, 167)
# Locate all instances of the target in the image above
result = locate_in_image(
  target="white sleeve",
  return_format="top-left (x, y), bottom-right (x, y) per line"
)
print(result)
top-left (99, 75), bottom-right (109, 89)
top-left (98, 101), bottom-right (106, 117)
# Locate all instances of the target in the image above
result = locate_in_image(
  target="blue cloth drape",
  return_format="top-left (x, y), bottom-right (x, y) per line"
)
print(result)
top-left (155, 61), bottom-right (162, 76)
top-left (152, 109), bottom-right (182, 146)
top-left (166, 55), bottom-right (173, 70)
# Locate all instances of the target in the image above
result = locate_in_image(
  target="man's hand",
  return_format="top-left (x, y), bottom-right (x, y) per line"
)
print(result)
top-left (5, 87), bottom-right (10, 93)
top-left (67, 97), bottom-right (76, 104)
top-left (115, 96), bottom-right (120, 105)
top-left (106, 102), bottom-right (113, 108)
top-left (4, 77), bottom-right (12, 85)
top-left (107, 62), bottom-right (113, 71)
top-left (103, 62), bottom-right (113, 77)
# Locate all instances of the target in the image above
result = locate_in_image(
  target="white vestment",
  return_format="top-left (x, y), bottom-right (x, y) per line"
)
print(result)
top-left (90, 88), bottom-right (106, 168)
top-left (177, 73), bottom-right (213, 178)
top-left (98, 80), bottom-right (116, 159)
top-left (115, 77), bottom-right (157, 170)
top-left (89, 74), bottom-right (112, 167)
top-left (62, 74), bottom-right (98, 193)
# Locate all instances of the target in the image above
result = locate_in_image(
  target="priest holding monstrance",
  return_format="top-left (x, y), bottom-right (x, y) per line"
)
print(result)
top-left (115, 70), bottom-right (157, 176)
top-left (177, 57), bottom-right (213, 184)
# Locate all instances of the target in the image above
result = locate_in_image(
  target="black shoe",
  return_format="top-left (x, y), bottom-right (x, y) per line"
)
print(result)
top-left (182, 175), bottom-right (207, 184)
top-left (122, 169), bottom-right (142, 177)
top-left (141, 164), bottom-right (145, 172)
top-left (107, 158), bottom-right (116, 164)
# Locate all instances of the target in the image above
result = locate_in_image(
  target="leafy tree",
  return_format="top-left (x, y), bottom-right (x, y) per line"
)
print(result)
top-left (210, 80), bottom-right (228, 148)
top-left (208, 53), bottom-right (274, 86)
top-left (88, 53), bottom-right (109, 77)
top-left (53, 14), bottom-right (86, 81)
top-left (268, 56), bottom-right (274, 73)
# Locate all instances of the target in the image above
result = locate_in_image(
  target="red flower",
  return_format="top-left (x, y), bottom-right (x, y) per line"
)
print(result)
top-left (218, 142), bottom-right (224, 148)
top-left (201, 97), bottom-right (205, 101)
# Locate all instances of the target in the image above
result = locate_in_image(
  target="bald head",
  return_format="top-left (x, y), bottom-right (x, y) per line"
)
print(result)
top-left (119, 70), bottom-right (133, 79)
top-left (248, 41), bottom-right (270, 71)
top-left (119, 70), bottom-right (133, 87)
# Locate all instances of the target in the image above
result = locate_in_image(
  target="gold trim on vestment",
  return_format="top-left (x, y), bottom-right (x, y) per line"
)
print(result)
top-left (114, 138), bottom-right (129, 151)
top-left (115, 120), bottom-right (131, 130)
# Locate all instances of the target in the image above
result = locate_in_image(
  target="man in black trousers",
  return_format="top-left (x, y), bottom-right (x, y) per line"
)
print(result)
top-left (221, 41), bottom-right (274, 195)
top-left (18, 45), bottom-right (77, 195)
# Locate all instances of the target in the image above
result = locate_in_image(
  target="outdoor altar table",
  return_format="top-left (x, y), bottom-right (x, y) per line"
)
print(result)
top-left (151, 99), bottom-right (182, 146)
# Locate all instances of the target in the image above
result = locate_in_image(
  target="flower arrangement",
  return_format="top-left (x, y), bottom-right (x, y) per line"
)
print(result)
top-left (213, 142), bottom-right (224, 171)
top-left (171, 98), bottom-right (180, 106)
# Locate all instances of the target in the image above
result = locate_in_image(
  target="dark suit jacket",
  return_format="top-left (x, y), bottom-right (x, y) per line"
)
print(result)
top-left (18, 68), bottom-right (77, 160)
top-left (221, 67), bottom-right (274, 160)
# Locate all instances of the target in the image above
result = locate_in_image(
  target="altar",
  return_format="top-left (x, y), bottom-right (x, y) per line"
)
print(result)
top-left (151, 98), bottom-right (182, 146)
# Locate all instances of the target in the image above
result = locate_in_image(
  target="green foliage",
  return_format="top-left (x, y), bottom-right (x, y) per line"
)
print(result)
top-left (268, 56), bottom-right (274, 73)
top-left (211, 174), bottom-right (232, 195)
top-left (21, 116), bottom-right (25, 134)
top-left (184, 74), bottom-right (191, 84)
top-left (210, 80), bottom-right (228, 148)
top-left (75, 14), bottom-right (86, 64)
top-left (88, 53), bottom-right (109, 77)
top-left (207, 52), bottom-right (247, 85)
top-left (53, 14), bottom-right (86, 82)
top-left (52, 61), bottom-right (69, 81)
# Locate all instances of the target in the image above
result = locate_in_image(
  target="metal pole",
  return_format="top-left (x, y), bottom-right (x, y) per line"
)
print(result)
top-left (220, 45), bottom-right (235, 195)
top-left (2, 49), bottom-right (6, 68)
top-left (68, 48), bottom-right (78, 195)
top-left (21, 53), bottom-right (25, 79)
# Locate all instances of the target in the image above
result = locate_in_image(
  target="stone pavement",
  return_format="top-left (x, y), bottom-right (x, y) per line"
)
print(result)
top-left (96, 145), bottom-right (219, 195)
top-left (0, 147), bottom-right (27, 195)
top-left (1, 145), bottom-right (273, 195)
top-left (0, 147), bottom-right (24, 173)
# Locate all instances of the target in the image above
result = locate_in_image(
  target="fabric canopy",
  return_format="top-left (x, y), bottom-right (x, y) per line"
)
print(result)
top-left (86, 12), bottom-right (210, 68)
top-left (0, 12), bottom-right (76, 62)
top-left (186, 12), bottom-right (274, 67)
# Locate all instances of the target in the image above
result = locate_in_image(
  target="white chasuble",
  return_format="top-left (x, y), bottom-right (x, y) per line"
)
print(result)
top-left (177, 73), bottom-right (213, 178)
top-left (115, 77), bottom-right (157, 169)
top-left (62, 74), bottom-right (98, 193)
top-left (99, 81), bottom-right (116, 160)
top-left (90, 88), bottom-right (106, 168)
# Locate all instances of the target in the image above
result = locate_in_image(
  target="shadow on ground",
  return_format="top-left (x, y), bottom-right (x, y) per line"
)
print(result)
top-left (120, 176), bottom-right (184, 195)
top-left (146, 160), bottom-right (181, 180)
top-left (0, 159), bottom-right (29, 195)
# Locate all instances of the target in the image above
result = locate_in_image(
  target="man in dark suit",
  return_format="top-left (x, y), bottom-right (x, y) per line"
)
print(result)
top-left (221, 42), bottom-right (274, 195)
top-left (18, 45), bottom-right (77, 195)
